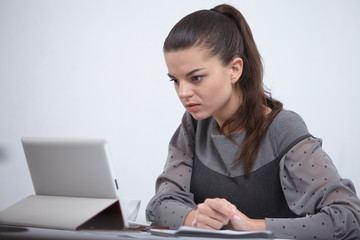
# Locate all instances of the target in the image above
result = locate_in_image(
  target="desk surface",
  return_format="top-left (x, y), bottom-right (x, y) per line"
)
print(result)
top-left (0, 225), bottom-right (287, 240)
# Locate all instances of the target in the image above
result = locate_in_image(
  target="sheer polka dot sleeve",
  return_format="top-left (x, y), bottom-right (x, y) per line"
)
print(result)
top-left (266, 137), bottom-right (360, 239)
top-left (146, 112), bottom-right (197, 229)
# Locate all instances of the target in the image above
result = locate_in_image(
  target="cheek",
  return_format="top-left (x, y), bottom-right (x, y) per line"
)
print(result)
top-left (209, 77), bottom-right (233, 97)
top-left (207, 82), bottom-right (234, 108)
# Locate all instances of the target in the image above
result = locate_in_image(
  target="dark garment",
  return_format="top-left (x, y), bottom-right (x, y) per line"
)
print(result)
top-left (191, 156), bottom-right (298, 219)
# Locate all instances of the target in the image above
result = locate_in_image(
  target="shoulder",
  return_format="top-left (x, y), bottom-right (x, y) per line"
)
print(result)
top-left (273, 109), bottom-right (307, 130)
top-left (268, 109), bottom-right (311, 156)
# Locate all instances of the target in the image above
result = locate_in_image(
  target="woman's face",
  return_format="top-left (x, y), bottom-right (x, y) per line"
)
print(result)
top-left (164, 46), bottom-right (243, 127)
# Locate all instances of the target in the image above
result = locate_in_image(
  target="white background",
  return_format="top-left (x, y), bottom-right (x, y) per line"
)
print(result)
top-left (1, 0), bottom-right (359, 223)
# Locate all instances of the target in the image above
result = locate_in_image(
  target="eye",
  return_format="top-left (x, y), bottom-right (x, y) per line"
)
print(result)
top-left (169, 78), bottom-right (179, 85)
top-left (191, 75), bottom-right (204, 81)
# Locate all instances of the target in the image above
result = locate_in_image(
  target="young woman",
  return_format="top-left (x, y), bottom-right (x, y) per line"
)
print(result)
top-left (146, 4), bottom-right (360, 239)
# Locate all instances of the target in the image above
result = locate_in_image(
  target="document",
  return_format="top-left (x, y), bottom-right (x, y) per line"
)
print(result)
top-left (150, 226), bottom-right (274, 238)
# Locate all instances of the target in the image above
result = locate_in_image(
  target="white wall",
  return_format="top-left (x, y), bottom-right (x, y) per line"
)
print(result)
top-left (1, 0), bottom-right (359, 223)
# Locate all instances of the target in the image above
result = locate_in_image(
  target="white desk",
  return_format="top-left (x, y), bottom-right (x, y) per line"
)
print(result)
top-left (0, 225), bottom-right (286, 240)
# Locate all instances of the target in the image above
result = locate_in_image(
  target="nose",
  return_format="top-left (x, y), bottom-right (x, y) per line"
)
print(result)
top-left (177, 80), bottom-right (194, 98)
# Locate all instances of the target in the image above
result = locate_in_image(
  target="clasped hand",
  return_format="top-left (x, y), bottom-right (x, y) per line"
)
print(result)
top-left (185, 198), bottom-right (266, 231)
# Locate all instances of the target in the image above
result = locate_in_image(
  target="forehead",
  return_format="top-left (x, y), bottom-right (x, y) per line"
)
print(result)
top-left (164, 46), bottom-right (221, 74)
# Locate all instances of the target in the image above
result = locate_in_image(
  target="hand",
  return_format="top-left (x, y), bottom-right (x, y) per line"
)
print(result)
top-left (227, 208), bottom-right (266, 231)
top-left (184, 198), bottom-right (237, 230)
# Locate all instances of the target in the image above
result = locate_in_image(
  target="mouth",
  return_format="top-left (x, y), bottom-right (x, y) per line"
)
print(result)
top-left (185, 103), bottom-right (200, 112)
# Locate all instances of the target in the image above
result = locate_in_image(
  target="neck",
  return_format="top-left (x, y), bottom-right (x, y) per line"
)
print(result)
top-left (214, 88), bottom-right (243, 132)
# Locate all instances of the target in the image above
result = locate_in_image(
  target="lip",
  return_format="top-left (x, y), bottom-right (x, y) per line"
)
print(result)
top-left (185, 103), bottom-right (200, 112)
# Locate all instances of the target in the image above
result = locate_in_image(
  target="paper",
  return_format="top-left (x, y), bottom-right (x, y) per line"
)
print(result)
top-left (150, 226), bottom-right (274, 238)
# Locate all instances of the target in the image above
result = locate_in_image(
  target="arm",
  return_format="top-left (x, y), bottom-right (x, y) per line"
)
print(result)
top-left (268, 137), bottom-right (360, 239)
top-left (146, 112), bottom-right (197, 229)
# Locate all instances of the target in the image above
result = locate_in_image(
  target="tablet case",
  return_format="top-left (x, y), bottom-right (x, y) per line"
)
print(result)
top-left (0, 195), bottom-right (125, 230)
top-left (0, 137), bottom-right (126, 231)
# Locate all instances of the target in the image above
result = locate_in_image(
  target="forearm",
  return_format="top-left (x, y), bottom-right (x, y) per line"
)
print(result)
top-left (244, 219), bottom-right (266, 231)
top-left (183, 210), bottom-right (196, 226)
top-left (153, 200), bottom-right (195, 229)
top-left (266, 211), bottom-right (360, 240)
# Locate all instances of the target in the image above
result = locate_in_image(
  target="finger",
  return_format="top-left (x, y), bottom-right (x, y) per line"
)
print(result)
top-left (191, 218), bottom-right (198, 228)
top-left (197, 202), bottom-right (229, 225)
top-left (203, 198), bottom-right (236, 219)
top-left (229, 208), bottom-right (253, 231)
top-left (196, 222), bottom-right (217, 230)
top-left (229, 204), bottom-right (238, 211)
top-left (196, 215), bottom-right (224, 230)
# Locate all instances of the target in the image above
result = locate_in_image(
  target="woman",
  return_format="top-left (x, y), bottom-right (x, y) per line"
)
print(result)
top-left (146, 4), bottom-right (360, 239)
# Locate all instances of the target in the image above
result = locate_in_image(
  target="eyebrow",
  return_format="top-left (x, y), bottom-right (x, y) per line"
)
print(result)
top-left (167, 68), bottom-right (205, 79)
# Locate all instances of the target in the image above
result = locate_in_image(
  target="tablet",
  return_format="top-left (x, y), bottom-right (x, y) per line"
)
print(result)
top-left (21, 137), bottom-right (120, 199)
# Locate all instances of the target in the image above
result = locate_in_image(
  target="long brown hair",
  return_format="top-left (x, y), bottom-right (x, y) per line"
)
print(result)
top-left (164, 4), bottom-right (283, 176)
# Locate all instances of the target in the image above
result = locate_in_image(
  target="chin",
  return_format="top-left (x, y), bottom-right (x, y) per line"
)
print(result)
top-left (189, 112), bottom-right (211, 121)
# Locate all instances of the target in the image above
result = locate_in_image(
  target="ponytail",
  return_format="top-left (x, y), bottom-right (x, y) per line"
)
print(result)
top-left (214, 4), bottom-right (283, 176)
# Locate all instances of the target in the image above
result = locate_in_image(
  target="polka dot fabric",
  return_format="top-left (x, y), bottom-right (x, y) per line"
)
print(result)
top-left (267, 137), bottom-right (360, 239)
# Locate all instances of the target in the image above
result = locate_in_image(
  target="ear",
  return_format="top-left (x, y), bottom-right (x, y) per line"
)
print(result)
top-left (230, 57), bottom-right (243, 84)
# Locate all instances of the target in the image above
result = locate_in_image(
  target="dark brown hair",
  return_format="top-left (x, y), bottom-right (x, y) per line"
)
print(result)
top-left (164, 4), bottom-right (283, 176)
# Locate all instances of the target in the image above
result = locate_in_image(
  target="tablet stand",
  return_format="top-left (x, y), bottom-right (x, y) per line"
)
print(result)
top-left (0, 195), bottom-right (125, 230)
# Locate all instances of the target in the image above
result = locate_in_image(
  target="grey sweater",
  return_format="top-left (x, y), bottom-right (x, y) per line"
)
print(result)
top-left (146, 110), bottom-right (360, 239)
